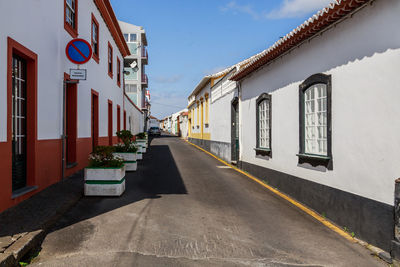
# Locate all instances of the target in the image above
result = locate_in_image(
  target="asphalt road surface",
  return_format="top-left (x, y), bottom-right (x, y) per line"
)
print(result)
top-left (32, 134), bottom-right (386, 266)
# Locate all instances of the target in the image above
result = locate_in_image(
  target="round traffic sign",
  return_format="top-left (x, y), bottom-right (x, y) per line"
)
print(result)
top-left (65, 39), bottom-right (92, 64)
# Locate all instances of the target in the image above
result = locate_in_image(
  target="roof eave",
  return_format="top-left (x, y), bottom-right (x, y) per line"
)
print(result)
top-left (230, 0), bottom-right (371, 81)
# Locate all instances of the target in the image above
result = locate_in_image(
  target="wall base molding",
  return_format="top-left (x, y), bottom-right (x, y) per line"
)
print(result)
top-left (238, 160), bottom-right (393, 252)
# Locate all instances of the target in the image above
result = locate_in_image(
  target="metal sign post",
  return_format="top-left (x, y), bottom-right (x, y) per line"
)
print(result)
top-left (62, 38), bottom-right (92, 180)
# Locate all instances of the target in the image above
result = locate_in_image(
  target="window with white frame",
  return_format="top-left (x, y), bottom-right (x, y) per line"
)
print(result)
top-left (130, 34), bottom-right (137, 42)
top-left (298, 73), bottom-right (332, 169)
top-left (65, 0), bottom-right (76, 28)
top-left (256, 93), bottom-right (271, 154)
top-left (304, 84), bottom-right (327, 155)
top-left (125, 84), bottom-right (137, 93)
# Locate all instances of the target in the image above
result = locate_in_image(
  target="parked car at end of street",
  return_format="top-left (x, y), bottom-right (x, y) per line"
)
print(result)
top-left (149, 127), bottom-right (161, 136)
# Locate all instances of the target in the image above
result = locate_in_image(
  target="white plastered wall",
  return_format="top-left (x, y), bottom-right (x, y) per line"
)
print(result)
top-left (210, 74), bottom-right (237, 144)
top-left (0, 0), bottom-right (126, 142)
top-left (239, 0), bottom-right (400, 205)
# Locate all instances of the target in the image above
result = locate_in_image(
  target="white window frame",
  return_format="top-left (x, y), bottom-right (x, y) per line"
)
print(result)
top-left (66, 0), bottom-right (76, 28)
top-left (304, 84), bottom-right (328, 156)
top-left (255, 93), bottom-right (272, 155)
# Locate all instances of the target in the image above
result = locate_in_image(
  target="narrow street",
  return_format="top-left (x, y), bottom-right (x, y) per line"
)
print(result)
top-left (33, 134), bottom-right (384, 267)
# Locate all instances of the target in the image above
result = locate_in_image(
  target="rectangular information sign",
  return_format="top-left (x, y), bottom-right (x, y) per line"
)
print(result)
top-left (70, 69), bottom-right (87, 80)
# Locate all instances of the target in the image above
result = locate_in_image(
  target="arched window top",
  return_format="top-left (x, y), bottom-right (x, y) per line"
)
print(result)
top-left (256, 93), bottom-right (271, 105)
top-left (300, 73), bottom-right (331, 92)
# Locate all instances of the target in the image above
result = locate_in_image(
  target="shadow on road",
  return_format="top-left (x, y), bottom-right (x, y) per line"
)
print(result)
top-left (0, 135), bottom-right (186, 242)
top-left (48, 143), bottom-right (187, 235)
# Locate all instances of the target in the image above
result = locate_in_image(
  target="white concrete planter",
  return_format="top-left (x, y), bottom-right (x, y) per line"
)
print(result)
top-left (139, 145), bottom-right (146, 153)
top-left (136, 139), bottom-right (148, 148)
top-left (113, 152), bottom-right (137, 171)
top-left (136, 151), bottom-right (143, 160)
top-left (84, 165), bottom-right (126, 196)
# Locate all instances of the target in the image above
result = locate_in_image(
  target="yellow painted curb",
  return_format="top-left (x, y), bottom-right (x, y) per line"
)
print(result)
top-left (186, 140), bottom-right (355, 243)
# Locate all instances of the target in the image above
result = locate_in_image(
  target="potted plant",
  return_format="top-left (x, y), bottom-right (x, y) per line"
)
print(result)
top-left (135, 132), bottom-right (148, 153)
top-left (113, 130), bottom-right (138, 171)
top-left (85, 146), bottom-right (125, 196)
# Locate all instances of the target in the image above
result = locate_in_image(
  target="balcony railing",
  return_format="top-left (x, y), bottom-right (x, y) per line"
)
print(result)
top-left (141, 74), bottom-right (148, 84)
top-left (141, 47), bottom-right (148, 64)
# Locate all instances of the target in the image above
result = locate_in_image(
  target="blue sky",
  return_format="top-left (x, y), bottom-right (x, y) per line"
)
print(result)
top-left (110, 0), bottom-right (334, 119)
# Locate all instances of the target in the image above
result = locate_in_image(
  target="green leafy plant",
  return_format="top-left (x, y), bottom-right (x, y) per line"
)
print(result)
top-left (136, 132), bottom-right (146, 139)
top-left (114, 143), bottom-right (138, 153)
top-left (88, 146), bottom-right (124, 168)
top-left (115, 130), bottom-right (138, 153)
top-left (117, 130), bottom-right (133, 146)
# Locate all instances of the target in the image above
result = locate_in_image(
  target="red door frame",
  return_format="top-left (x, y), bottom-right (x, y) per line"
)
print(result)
top-left (7, 37), bottom-right (38, 190)
top-left (108, 100), bottom-right (113, 145)
top-left (117, 105), bottom-right (121, 135)
top-left (123, 110), bottom-right (126, 130)
top-left (91, 90), bottom-right (99, 150)
top-left (64, 73), bottom-right (77, 164)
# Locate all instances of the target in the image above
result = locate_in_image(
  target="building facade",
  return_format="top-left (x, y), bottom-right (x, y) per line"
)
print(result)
top-left (0, 0), bottom-right (134, 212)
top-left (187, 0), bottom-right (400, 254)
top-left (187, 77), bottom-right (213, 148)
top-left (118, 21), bottom-right (149, 132)
top-left (179, 112), bottom-right (189, 139)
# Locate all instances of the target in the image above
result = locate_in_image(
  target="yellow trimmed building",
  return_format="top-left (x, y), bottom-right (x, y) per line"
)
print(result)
top-left (187, 71), bottom-right (230, 149)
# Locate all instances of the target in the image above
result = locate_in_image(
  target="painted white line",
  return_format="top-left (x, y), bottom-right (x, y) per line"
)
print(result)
top-left (216, 166), bottom-right (232, 169)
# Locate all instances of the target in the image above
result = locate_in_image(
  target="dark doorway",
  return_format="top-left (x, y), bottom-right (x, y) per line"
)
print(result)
top-left (91, 91), bottom-right (99, 151)
top-left (66, 80), bottom-right (77, 164)
top-left (231, 97), bottom-right (239, 164)
top-left (108, 101), bottom-right (113, 146)
top-left (12, 55), bottom-right (27, 191)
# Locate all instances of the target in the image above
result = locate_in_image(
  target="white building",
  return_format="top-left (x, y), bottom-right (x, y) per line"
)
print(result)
top-left (118, 21), bottom-right (150, 131)
top-left (188, 0), bottom-right (400, 255)
top-left (148, 116), bottom-right (159, 128)
top-left (0, 0), bottom-right (135, 212)
top-left (179, 111), bottom-right (189, 139)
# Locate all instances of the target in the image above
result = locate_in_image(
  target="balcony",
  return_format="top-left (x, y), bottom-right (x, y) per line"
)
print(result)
top-left (141, 73), bottom-right (148, 86)
top-left (141, 47), bottom-right (148, 65)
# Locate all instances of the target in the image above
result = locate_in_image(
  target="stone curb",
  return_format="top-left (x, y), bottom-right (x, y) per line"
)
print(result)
top-left (0, 192), bottom-right (82, 267)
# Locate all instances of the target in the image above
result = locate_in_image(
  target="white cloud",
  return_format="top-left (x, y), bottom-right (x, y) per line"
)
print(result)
top-left (220, 1), bottom-right (264, 20)
top-left (267, 0), bottom-right (334, 19)
top-left (220, 0), bottom-right (335, 20)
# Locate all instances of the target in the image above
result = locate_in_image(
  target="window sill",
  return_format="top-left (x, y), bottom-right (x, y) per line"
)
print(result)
top-left (296, 153), bottom-right (332, 169)
top-left (64, 23), bottom-right (78, 38)
top-left (108, 72), bottom-right (113, 79)
top-left (12, 186), bottom-right (38, 199)
top-left (254, 147), bottom-right (271, 156)
top-left (92, 54), bottom-right (99, 64)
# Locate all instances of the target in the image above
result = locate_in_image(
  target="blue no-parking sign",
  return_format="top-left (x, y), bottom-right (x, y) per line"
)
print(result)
top-left (65, 39), bottom-right (92, 64)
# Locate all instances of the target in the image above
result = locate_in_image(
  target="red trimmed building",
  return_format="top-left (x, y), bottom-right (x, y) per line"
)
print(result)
top-left (0, 0), bottom-right (138, 212)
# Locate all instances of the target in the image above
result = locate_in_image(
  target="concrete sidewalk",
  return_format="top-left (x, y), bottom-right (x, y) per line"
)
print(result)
top-left (0, 171), bottom-right (84, 266)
